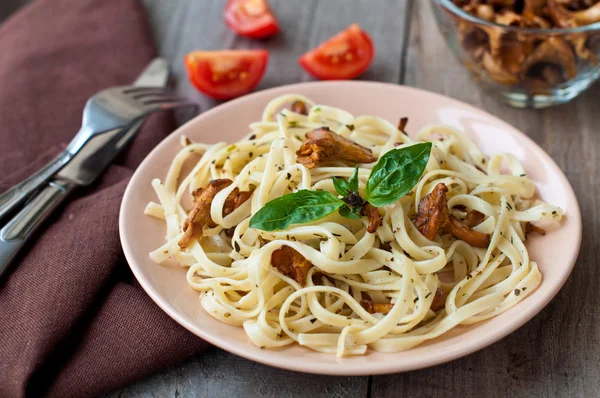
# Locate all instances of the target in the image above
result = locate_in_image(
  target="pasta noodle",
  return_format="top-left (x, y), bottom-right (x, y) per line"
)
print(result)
top-left (146, 94), bottom-right (563, 357)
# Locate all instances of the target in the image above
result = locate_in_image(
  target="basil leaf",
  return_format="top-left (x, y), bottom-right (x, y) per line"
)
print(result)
top-left (339, 205), bottom-right (361, 220)
top-left (348, 165), bottom-right (359, 192)
top-left (331, 177), bottom-right (351, 197)
top-left (364, 142), bottom-right (432, 207)
top-left (332, 166), bottom-right (360, 197)
top-left (249, 190), bottom-right (344, 231)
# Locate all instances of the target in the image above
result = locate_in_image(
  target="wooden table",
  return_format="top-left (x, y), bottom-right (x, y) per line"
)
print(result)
top-left (4, 0), bottom-right (598, 396)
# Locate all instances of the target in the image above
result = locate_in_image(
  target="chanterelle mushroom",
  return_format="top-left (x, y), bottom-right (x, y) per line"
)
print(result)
top-left (453, 0), bottom-right (599, 89)
top-left (464, 209), bottom-right (486, 228)
top-left (290, 100), bottom-right (308, 115)
top-left (296, 127), bottom-right (377, 169)
top-left (397, 117), bottom-right (409, 133)
top-left (521, 37), bottom-right (577, 87)
top-left (361, 299), bottom-right (394, 314)
top-left (568, 33), bottom-right (599, 64)
top-left (271, 246), bottom-right (314, 285)
top-left (459, 24), bottom-right (491, 62)
top-left (222, 187), bottom-right (253, 238)
top-left (548, 0), bottom-right (600, 27)
top-left (430, 288), bottom-right (448, 312)
top-left (223, 189), bottom-right (252, 217)
top-left (523, 0), bottom-right (549, 18)
top-left (414, 183), bottom-right (491, 248)
top-left (360, 203), bottom-right (382, 234)
top-left (526, 222), bottom-right (546, 236)
top-left (361, 287), bottom-right (448, 314)
top-left (482, 51), bottom-right (521, 84)
top-left (484, 12), bottom-right (538, 76)
top-left (414, 183), bottom-right (449, 241)
top-left (179, 179), bottom-right (252, 248)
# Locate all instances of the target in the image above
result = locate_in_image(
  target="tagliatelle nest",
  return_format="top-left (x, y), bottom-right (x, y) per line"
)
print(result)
top-left (146, 94), bottom-right (564, 357)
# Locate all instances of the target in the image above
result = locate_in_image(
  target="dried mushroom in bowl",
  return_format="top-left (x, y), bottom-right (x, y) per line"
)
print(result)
top-left (453, 0), bottom-right (600, 92)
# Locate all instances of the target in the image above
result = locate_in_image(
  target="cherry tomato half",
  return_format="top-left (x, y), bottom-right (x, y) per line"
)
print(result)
top-left (185, 50), bottom-right (269, 100)
top-left (299, 24), bottom-right (375, 80)
top-left (224, 0), bottom-right (280, 39)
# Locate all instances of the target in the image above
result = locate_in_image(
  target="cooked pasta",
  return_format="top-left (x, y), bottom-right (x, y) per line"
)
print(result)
top-left (146, 94), bottom-right (562, 357)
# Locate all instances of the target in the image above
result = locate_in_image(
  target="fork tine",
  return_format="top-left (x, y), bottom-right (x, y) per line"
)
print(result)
top-left (138, 94), bottom-right (188, 103)
top-left (122, 86), bottom-right (173, 95)
top-left (122, 86), bottom-right (151, 94)
top-left (142, 96), bottom-right (195, 105)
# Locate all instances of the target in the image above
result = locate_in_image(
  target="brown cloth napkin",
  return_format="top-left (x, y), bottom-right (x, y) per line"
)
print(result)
top-left (0, 0), bottom-right (209, 397)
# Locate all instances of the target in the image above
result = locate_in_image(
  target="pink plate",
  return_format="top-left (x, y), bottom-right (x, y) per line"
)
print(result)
top-left (120, 81), bottom-right (581, 375)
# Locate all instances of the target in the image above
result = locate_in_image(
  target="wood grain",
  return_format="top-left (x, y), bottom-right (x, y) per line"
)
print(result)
top-left (106, 348), bottom-right (368, 398)
top-left (141, 0), bottom-right (409, 125)
top-left (108, 0), bottom-right (409, 397)
top-left (372, 1), bottom-right (600, 397)
top-left (3, 0), bottom-right (595, 395)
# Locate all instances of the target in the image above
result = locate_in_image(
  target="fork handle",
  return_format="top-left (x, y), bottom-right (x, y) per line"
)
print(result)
top-left (0, 150), bottom-right (74, 221)
top-left (0, 178), bottom-right (76, 277)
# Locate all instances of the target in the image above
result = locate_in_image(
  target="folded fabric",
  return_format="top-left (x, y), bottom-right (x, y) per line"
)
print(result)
top-left (0, 1), bottom-right (209, 397)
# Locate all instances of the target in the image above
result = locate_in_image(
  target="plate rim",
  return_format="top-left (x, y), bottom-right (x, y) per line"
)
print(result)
top-left (119, 80), bottom-right (582, 375)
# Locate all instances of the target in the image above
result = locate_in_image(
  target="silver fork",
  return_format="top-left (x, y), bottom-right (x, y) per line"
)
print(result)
top-left (0, 85), bottom-right (195, 221)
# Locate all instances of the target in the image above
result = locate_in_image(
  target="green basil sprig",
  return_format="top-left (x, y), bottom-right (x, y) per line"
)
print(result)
top-left (332, 166), bottom-right (363, 220)
top-left (249, 142), bottom-right (432, 231)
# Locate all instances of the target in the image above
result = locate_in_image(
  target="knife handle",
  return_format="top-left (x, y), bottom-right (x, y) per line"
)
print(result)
top-left (0, 179), bottom-right (76, 277)
top-left (0, 150), bottom-right (73, 221)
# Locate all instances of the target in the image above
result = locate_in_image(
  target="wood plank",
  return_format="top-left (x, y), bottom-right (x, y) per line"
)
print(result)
top-left (108, 0), bottom-right (409, 396)
top-left (0, 0), bottom-right (412, 397)
top-left (372, 1), bottom-right (600, 397)
top-left (141, 0), bottom-right (409, 124)
top-left (303, 0), bottom-right (409, 84)
top-left (104, 347), bottom-right (368, 398)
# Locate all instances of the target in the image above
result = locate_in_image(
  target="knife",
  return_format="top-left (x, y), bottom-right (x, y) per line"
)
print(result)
top-left (0, 58), bottom-right (171, 276)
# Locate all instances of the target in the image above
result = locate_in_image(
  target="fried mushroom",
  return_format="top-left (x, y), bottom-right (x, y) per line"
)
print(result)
top-left (360, 203), bottom-right (382, 233)
top-left (414, 183), bottom-right (491, 248)
top-left (179, 179), bottom-right (233, 248)
top-left (414, 183), bottom-right (450, 241)
top-left (223, 188), bottom-right (253, 237)
top-left (464, 209), bottom-right (486, 228)
top-left (361, 286), bottom-right (448, 314)
top-left (296, 127), bottom-right (377, 169)
top-left (447, 215), bottom-right (492, 248)
top-left (430, 288), bottom-right (448, 312)
top-left (179, 179), bottom-right (252, 248)
top-left (526, 221), bottom-right (547, 236)
top-left (361, 299), bottom-right (393, 315)
top-left (290, 100), bottom-right (308, 115)
top-left (223, 189), bottom-right (252, 217)
top-left (397, 117), bottom-right (409, 133)
top-left (271, 246), bottom-right (314, 285)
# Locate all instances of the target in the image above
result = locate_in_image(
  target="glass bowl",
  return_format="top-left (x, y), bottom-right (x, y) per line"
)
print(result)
top-left (430, 0), bottom-right (600, 108)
